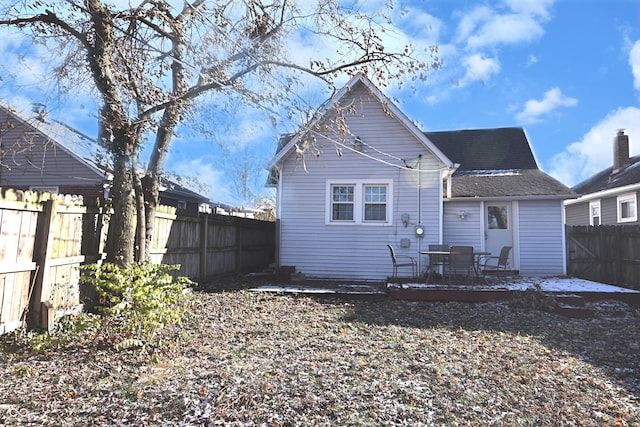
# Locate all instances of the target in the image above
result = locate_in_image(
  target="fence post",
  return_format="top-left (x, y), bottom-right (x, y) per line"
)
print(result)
top-left (200, 213), bottom-right (208, 281)
top-left (235, 218), bottom-right (243, 273)
top-left (28, 198), bottom-right (56, 330)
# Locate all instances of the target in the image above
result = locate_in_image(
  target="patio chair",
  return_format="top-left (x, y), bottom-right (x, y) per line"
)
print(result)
top-left (425, 244), bottom-right (450, 283)
top-left (481, 246), bottom-right (512, 282)
top-left (447, 246), bottom-right (475, 285)
top-left (387, 244), bottom-right (417, 282)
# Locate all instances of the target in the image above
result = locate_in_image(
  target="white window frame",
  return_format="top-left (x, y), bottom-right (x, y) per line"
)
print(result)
top-left (177, 200), bottom-right (188, 210)
top-left (363, 184), bottom-right (388, 222)
top-left (326, 179), bottom-right (393, 225)
top-left (617, 192), bottom-right (637, 223)
top-left (589, 200), bottom-right (601, 226)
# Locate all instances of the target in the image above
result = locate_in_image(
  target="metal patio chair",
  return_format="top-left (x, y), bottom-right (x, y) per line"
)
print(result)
top-left (387, 244), bottom-right (417, 282)
top-left (425, 244), bottom-right (450, 283)
top-left (481, 246), bottom-right (512, 282)
top-left (447, 246), bottom-right (475, 285)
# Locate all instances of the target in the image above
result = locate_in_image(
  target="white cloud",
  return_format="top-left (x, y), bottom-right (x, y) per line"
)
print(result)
top-left (454, 6), bottom-right (493, 44)
top-left (466, 13), bottom-right (546, 49)
top-left (454, 1), bottom-right (553, 50)
top-left (630, 40), bottom-right (640, 91)
top-left (458, 53), bottom-right (501, 86)
top-left (169, 157), bottom-right (237, 205)
top-left (515, 87), bottom-right (577, 124)
top-left (546, 107), bottom-right (640, 186)
top-left (503, 0), bottom-right (554, 20)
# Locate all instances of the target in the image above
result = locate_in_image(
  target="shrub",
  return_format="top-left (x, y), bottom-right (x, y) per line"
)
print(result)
top-left (80, 262), bottom-right (194, 347)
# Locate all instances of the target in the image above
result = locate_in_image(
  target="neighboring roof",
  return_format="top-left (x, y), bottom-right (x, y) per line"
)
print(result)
top-left (1, 102), bottom-right (211, 204)
top-left (425, 127), bottom-right (575, 199)
top-left (0, 102), bottom-right (111, 178)
top-left (425, 127), bottom-right (538, 171)
top-left (159, 177), bottom-right (210, 204)
top-left (572, 154), bottom-right (640, 195)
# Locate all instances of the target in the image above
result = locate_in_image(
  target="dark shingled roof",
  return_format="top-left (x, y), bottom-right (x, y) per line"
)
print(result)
top-left (424, 127), bottom-right (538, 171)
top-left (425, 127), bottom-right (575, 198)
top-left (451, 169), bottom-right (575, 198)
top-left (572, 154), bottom-right (640, 195)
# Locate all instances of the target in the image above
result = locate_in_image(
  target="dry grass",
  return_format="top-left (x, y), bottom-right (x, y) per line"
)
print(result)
top-left (1, 277), bottom-right (639, 426)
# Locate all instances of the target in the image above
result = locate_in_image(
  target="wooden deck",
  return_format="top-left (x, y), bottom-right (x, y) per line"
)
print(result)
top-left (250, 276), bottom-right (640, 305)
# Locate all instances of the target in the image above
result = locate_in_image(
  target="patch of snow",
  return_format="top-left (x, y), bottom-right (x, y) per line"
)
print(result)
top-left (389, 276), bottom-right (639, 293)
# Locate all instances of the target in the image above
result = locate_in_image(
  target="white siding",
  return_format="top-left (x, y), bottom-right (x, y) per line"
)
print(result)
top-left (443, 201), bottom-right (483, 250)
top-left (278, 84), bottom-right (444, 280)
top-left (518, 200), bottom-right (566, 275)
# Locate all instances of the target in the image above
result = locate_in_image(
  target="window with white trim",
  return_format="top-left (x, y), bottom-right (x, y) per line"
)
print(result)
top-left (364, 185), bottom-right (387, 221)
top-left (331, 185), bottom-right (355, 221)
top-left (327, 180), bottom-right (392, 225)
top-left (589, 200), bottom-right (601, 226)
top-left (617, 193), bottom-right (637, 223)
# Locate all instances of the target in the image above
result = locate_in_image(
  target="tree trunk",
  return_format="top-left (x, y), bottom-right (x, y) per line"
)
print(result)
top-left (142, 105), bottom-right (182, 260)
top-left (105, 150), bottom-right (136, 266)
top-left (142, 173), bottom-right (159, 262)
top-left (133, 171), bottom-right (146, 262)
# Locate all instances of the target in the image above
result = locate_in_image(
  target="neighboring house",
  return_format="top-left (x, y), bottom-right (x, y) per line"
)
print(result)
top-left (268, 73), bottom-right (576, 281)
top-left (0, 102), bottom-right (210, 214)
top-left (565, 130), bottom-right (639, 226)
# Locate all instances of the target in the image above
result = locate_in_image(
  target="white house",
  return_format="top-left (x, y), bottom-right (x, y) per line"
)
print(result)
top-left (268, 74), bottom-right (575, 281)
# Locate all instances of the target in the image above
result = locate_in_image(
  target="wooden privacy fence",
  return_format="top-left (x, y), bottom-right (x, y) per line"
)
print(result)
top-left (0, 188), bottom-right (275, 334)
top-left (566, 225), bottom-right (640, 290)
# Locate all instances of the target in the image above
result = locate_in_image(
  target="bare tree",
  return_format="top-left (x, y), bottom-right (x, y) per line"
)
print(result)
top-left (0, 0), bottom-right (439, 265)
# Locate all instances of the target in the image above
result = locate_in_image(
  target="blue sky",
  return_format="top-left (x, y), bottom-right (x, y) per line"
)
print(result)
top-left (1, 0), bottom-right (639, 206)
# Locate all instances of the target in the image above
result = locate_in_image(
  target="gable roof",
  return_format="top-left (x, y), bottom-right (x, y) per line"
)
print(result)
top-left (269, 73), bottom-right (454, 169)
top-left (0, 102), bottom-right (111, 179)
top-left (426, 127), bottom-right (575, 199)
top-left (572, 154), bottom-right (640, 195)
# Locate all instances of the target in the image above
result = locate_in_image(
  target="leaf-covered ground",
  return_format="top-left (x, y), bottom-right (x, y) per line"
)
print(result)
top-left (1, 278), bottom-right (639, 426)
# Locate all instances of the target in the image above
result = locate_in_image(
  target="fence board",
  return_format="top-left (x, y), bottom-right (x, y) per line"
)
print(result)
top-left (566, 225), bottom-right (640, 290)
top-left (0, 187), bottom-right (275, 333)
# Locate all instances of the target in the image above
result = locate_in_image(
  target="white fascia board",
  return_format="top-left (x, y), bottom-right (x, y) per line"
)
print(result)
top-left (446, 194), bottom-right (575, 203)
top-left (564, 182), bottom-right (640, 205)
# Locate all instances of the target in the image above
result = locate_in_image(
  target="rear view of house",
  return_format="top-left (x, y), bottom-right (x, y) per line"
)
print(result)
top-left (268, 74), bottom-right (575, 281)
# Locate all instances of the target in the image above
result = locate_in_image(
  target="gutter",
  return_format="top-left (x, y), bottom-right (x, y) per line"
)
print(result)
top-left (564, 182), bottom-right (640, 205)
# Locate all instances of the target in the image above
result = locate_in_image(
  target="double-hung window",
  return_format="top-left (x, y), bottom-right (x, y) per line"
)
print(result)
top-left (328, 180), bottom-right (392, 225)
top-left (617, 193), bottom-right (637, 223)
top-left (364, 185), bottom-right (387, 221)
top-left (331, 185), bottom-right (355, 221)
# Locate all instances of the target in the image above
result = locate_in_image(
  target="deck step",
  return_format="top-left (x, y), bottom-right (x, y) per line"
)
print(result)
top-left (553, 303), bottom-right (593, 318)
top-left (554, 294), bottom-right (586, 307)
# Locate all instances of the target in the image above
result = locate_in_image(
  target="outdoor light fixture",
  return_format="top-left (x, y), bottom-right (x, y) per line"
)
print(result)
top-left (353, 136), bottom-right (364, 151)
top-left (401, 213), bottom-right (410, 227)
top-left (415, 224), bottom-right (425, 237)
top-left (458, 210), bottom-right (467, 219)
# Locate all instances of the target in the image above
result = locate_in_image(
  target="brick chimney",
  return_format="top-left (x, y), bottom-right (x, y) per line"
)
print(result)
top-left (613, 129), bottom-right (629, 174)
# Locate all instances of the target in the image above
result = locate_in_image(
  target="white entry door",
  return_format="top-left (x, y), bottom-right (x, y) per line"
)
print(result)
top-left (485, 204), bottom-right (513, 264)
